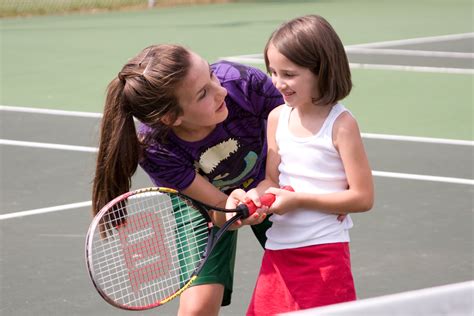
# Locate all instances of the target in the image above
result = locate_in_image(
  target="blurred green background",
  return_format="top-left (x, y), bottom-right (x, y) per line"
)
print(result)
top-left (1, 0), bottom-right (472, 139)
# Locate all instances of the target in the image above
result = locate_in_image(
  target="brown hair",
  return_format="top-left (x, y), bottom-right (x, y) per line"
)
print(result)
top-left (92, 44), bottom-right (191, 220)
top-left (264, 15), bottom-right (352, 106)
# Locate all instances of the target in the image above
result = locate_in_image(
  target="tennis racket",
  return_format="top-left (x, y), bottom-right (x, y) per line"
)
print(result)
top-left (85, 186), bottom-right (292, 310)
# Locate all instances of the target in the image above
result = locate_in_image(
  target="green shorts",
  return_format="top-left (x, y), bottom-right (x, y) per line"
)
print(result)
top-left (191, 216), bottom-right (272, 306)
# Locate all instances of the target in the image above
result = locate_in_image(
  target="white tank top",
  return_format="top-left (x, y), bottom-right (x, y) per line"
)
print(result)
top-left (266, 103), bottom-right (354, 250)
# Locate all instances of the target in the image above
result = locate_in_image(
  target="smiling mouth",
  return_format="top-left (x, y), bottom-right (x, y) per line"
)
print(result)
top-left (216, 101), bottom-right (226, 112)
top-left (280, 88), bottom-right (295, 96)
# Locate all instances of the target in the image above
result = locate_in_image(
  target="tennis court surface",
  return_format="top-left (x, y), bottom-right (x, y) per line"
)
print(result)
top-left (1, 1), bottom-right (473, 315)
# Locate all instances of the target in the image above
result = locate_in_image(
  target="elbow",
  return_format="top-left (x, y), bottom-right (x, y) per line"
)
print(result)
top-left (354, 191), bottom-right (374, 213)
top-left (359, 199), bottom-right (373, 212)
top-left (360, 193), bottom-right (374, 212)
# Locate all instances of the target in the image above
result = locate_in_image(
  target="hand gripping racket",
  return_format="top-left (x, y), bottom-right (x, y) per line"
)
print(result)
top-left (85, 186), bottom-right (293, 310)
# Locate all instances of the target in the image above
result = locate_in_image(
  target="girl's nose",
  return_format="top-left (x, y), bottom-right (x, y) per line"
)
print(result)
top-left (274, 77), bottom-right (286, 90)
top-left (216, 83), bottom-right (227, 101)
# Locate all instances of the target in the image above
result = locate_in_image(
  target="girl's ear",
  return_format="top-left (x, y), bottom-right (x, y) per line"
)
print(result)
top-left (172, 117), bottom-right (182, 126)
top-left (160, 113), bottom-right (182, 126)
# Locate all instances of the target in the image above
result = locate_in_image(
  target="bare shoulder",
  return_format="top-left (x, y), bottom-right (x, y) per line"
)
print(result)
top-left (267, 104), bottom-right (286, 133)
top-left (333, 111), bottom-right (362, 148)
top-left (268, 104), bottom-right (285, 123)
top-left (334, 111), bottom-right (360, 134)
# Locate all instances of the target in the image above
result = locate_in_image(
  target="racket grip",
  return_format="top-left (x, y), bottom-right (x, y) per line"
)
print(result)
top-left (245, 185), bottom-right (294, 216)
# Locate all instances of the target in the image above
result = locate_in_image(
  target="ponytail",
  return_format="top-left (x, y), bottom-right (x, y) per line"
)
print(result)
top-left (91, 44), bottom-right (191, 228)
top-left (92, 77), bottom-right (140, 221)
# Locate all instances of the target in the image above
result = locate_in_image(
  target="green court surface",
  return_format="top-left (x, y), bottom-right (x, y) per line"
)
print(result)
top-left (1, 0), bottom-right (472, 139)
top-left (1, 2), bottom-right (473, 316)
top-left (347, 70), bottom-right (472, 140)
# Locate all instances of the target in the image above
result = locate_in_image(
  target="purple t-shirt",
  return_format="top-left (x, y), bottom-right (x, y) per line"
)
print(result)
top-left (139, 61), bottom-right (283, 194)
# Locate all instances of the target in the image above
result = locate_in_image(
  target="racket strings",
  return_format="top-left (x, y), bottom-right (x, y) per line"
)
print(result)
top-left (93, 227), bottom-right (207, 287)
top-left (92, 198), bottom-right (198, 304)
top-left (89, 190), bottom-right (210, 308)
top-left (95, 226), bottom-right (208, 298)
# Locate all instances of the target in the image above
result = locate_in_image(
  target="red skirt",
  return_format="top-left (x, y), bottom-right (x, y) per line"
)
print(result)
top-left (246, 242), bottom-right (356, 316)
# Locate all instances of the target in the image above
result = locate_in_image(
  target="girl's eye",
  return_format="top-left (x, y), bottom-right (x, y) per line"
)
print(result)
top-left (198, 69), bottom-right (215, 100)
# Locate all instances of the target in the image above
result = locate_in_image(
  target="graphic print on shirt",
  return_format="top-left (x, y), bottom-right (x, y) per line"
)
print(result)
top-left (194, 138), bottom-right (257, 192)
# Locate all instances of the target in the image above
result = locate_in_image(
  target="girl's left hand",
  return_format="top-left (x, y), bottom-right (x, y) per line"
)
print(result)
top-left (262, 188), bottom-right (348, 221)
top-left (262, 187), bottom-right (297, 215)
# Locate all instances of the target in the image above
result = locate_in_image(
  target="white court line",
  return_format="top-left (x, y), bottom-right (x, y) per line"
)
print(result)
top-left (349, 63), bottom-right (474, 74)
top-left (5, 134), bottom-right (470, 152)
top-left (1, 168), bottom-right (473, 221)
top-left (221, 32), bottom-right (474, 75)
top-left (346, 32), bottom-right (474, 48)
top-left (221, 56), bottom-right (263, 64)
top-left (2, 105), bottom-right (472, 146)
top-left (223, 45), bottom-right (474, 59)
top-left (0, 104), bottom-right (102, 118)
top-left (345, 47), bottom-right (474, 59)
top-left (0, 139), bottom-right (98, 152)
top-left (1, 138), bottom-right (472, 187)
top-left (362, 133), bottom-right (473, 146)
top-left (0, 201), bottom-right (92, 220)
top-left (0, 102), bottom-right (472, 222)
top-left (221, 56), bottom-right (474, 74)
top-left (372, 171), bottom-right (474, 186)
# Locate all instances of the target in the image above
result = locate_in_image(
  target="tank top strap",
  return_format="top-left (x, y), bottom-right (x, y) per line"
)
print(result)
top-left (276, 103), bottom-right (351, 140)
top-left (320, 103), bottom-right (350, 138)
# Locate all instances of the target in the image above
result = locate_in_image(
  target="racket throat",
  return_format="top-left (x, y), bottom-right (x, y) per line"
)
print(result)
top-left (237, 204), bottom-right (251, 218)
top-left (210, 213), bottom-right (241, 251)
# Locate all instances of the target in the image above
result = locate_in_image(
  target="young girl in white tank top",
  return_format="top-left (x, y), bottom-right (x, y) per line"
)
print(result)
top-left (226, 15), bottom-right (374, 315)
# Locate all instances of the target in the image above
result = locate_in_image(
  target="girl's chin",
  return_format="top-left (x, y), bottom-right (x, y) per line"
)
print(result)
top-left (217, 105), bottom-right (229, 122)
top-left (283, 94), bottom-right (295, 103)
top-left (284, 99), bottom-right (295, 107)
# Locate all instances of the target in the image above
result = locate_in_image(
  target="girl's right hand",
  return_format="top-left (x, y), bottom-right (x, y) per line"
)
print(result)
top-left (263, 187), bottom-right (297, 215)
top-left (245, 188), bottom-right (270, 214)
top-left (225, 189), bottom-right (267, 230)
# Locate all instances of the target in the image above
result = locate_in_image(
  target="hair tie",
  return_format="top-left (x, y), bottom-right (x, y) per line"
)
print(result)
top-left (118, 72), bottom-right (126, 84)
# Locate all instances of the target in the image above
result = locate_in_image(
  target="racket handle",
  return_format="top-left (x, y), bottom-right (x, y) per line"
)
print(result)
top-left (245, 185), bottom-right (294, 216)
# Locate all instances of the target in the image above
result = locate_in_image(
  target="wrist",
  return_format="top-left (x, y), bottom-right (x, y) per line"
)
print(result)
top-left (294, 192), bottom-right (303, 209)
top-left (296, 192), bottom-right (317, 210)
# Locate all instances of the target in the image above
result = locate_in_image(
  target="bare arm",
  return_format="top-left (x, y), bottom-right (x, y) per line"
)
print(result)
top-left (245, 106), bottom-right (282, 206)
top-left (331, 112), bottom-right (374, 212)
top-left (181, 174), bottom-right (228, 226)
top-left (182, 174), bottom-right (228, 208)
top-left (182, 173), bottom-right (266, 227)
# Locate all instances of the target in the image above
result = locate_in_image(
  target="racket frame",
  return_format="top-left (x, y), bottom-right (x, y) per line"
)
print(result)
top-left (85, 186), bottom-right (249, 310)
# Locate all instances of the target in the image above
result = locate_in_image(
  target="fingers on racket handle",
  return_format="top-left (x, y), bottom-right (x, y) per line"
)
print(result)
top-left (244, 186), bottom-right (294, 216)
top-left (281, 185), bottom-right (294, 192)
top-left (245, 194), bottom-right (274, 216)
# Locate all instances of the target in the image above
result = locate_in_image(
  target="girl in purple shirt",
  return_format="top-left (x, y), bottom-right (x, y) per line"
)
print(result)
top-left (92, 44), bottom-right (282, 316)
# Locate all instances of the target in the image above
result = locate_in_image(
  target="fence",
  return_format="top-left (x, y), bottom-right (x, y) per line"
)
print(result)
top-left (0, 0), bottom-right (228, 17)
